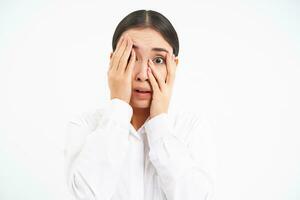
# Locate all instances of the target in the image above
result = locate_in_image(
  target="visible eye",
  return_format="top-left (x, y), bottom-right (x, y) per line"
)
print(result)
top-left (153, 57), bottom-right (165, 65)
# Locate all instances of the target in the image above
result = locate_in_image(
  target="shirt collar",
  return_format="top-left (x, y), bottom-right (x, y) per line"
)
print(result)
top-left (129, 115), bottom-right (151, 140)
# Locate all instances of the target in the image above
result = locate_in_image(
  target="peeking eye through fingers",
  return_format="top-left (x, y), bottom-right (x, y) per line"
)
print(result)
top-left (66, 9), bottom-right (217, 200)
top-left (148, 58), bottom-right (166, 91)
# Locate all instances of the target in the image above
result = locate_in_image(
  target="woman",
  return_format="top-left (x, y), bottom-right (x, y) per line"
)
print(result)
top-left (64, 9), bottom-right (215, 200)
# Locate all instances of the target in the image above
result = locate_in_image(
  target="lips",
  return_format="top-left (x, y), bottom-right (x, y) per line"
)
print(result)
top-left (133, 86), bottom-right (152, 99)
top-left (134, 87), bottom-right (152, 93)
top-left (135, 90), bottom-right (151, 93)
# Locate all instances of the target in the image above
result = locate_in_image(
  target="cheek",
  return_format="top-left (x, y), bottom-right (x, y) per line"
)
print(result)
top-left (158, 66), bottom-right (167, 80)
top-left (131, 67), bottom-right (138, 78)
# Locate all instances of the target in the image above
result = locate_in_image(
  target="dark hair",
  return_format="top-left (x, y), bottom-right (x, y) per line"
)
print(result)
top-left (112, 9), bottom-right (179, 56)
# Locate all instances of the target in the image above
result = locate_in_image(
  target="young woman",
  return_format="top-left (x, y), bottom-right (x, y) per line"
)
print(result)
top-left (64, 9), bottom-right (215, 200)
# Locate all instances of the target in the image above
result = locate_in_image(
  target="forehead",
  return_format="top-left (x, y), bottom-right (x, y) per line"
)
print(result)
top-left (122, 28), bottom-right (172, 53)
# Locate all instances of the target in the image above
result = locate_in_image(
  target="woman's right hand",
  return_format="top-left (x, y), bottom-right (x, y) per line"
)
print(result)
top-left (108, 34), bottom-right (136, 104)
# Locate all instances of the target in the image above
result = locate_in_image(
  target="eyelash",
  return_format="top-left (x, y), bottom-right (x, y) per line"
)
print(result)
top-left (153, 56), bottom-right (165, 65)
top-left (134, 56), bottom-right (165, 64)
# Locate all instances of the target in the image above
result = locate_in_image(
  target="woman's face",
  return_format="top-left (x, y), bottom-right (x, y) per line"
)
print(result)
top-left (111, 27), bottom-right (178, 109)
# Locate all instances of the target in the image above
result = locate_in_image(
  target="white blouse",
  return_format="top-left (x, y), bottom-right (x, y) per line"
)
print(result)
top-left (64, 98), bottom-right (216, 200)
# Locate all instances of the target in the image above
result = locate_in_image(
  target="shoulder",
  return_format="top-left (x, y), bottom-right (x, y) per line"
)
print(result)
top-left (168, 110), bottom-right (204, 145)
top-left (64, 107), bottom-right (107, 155)
top-left (66, 108), bottom-right (106, 131)
top-left (65, 107), bottom-right (108, 146)
top-left (171, 110), bottom-right (202, 133)
top-left (169, 110), bottom-right (215, 152)
top-left (170, 110), bottom-right (217, 182)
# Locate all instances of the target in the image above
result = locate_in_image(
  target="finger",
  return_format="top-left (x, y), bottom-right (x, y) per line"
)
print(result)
top-left (110, 36), bottom-right (126, 71)
top-left (148, 59), bottom-right (165, 91)
top-left (118, 37), bottom-right (133, 73)
top-left (111, 35), bottom-right (128, 71)
top-left (116, 35), bottom-right (124, 50)
top-left (125, 49), bottom-right (136, 75)
top-left (147, 66), bottom-right (160, 93)
top-left (109, 35), bottom-right (124, 70)
top-left (166, 51), bottom-right (176, 86)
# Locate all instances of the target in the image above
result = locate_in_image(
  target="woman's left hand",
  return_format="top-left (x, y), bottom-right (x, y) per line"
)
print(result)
top-left (147, 52), bottom-right (177, 119)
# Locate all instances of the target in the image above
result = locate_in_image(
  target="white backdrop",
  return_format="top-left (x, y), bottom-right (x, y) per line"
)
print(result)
top-left (1, 0), bottom-right (299, 200)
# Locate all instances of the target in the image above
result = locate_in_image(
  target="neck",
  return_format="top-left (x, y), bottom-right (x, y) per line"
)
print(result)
top-left (130, 107), bottom-right (150, 131)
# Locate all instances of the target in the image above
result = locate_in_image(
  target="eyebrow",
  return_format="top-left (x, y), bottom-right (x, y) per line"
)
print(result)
top-left (132, 44), bottom-right (169, 54)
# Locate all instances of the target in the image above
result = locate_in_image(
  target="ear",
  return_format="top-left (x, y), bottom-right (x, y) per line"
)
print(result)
top-left (174, 57), bottom-right (179, 66)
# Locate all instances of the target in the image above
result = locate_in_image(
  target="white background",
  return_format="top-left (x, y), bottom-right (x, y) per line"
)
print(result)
top-left (1, 0), bottom-right (299, 199)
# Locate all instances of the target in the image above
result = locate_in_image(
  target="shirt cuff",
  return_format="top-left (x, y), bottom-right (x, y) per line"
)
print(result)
top-left (105, 98), bottom-right (133, 128)
top-left (144, 113), bottom-right (172, 146)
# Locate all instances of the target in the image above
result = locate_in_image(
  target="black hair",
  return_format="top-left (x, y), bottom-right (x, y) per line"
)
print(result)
top-left (112, 9), bottom-right (179, 56)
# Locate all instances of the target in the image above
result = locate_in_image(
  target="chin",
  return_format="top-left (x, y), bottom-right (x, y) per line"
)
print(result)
top-left (129, 98), bottom-right (151, 109)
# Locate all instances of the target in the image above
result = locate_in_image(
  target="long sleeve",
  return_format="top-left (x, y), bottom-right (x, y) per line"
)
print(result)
top-left (144, 113), bottom-right (215, 200)
top-left (64, 98), bottom-right (133, 200)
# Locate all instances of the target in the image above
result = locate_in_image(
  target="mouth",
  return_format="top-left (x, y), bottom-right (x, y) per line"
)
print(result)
top-left (133, 88), bottom-right (152, 99)
top-left (134, 89), bottom-right (152, 93)
top-left (133, 86), bottom-right (152, 93)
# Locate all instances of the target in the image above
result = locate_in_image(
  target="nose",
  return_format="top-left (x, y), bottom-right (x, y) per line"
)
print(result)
top-left (135, 60), bottom-right (149, 82)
